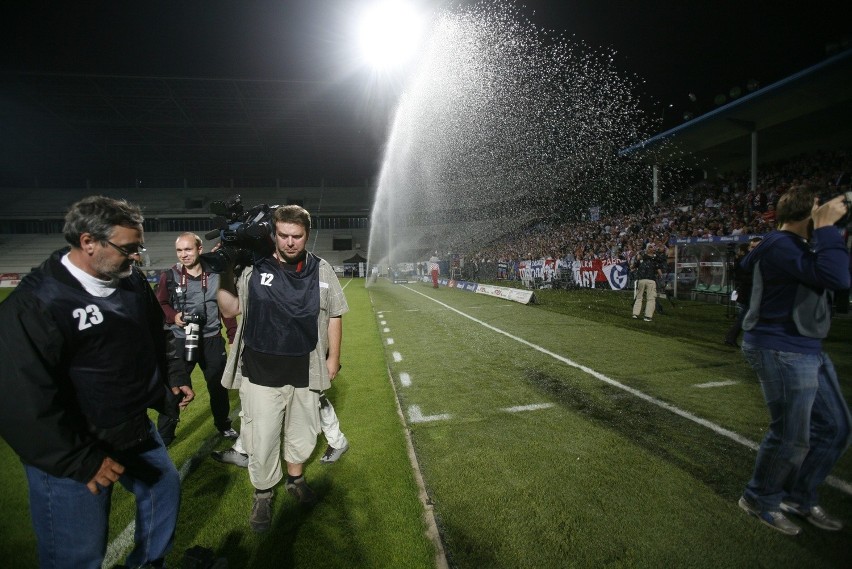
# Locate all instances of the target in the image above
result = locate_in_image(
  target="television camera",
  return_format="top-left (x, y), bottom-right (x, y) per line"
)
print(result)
top-left (200, 195), bottom-right (276, 273)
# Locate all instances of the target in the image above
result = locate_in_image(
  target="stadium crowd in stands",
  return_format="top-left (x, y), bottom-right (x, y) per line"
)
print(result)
top-left (464, 149), bottom-right (849, 276)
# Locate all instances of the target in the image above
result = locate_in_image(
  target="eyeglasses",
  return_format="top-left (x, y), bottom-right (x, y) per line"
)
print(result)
top-left (105, 240), bottom-right (146, 258)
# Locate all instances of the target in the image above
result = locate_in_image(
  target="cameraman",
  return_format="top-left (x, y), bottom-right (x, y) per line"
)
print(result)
top-left (156, 232), bottom-right (238, 445)
top-left (217, 205), bottom-right (349, 533)
top-left (737, 185), bottom-right (851, 535)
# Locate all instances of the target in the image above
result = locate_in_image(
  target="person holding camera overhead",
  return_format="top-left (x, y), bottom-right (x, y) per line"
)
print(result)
top-left (737, 184), bottom-right (851, 536)
top-left (156, 232), bottom-right (239, 446)
top-left (217, 204), bottom-right (349, 533)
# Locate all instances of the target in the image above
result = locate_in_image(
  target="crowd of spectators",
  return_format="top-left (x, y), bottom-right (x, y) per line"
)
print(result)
top-left (464, 149), bottom-right (849, 272)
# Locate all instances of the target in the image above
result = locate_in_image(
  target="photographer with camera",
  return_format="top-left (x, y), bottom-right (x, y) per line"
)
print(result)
top-left (156, 232), bottom-right (238, 446)
top-left (216, 204), bottom-right (349, 533)
top-left (630, 243), bottom-right (663, 321)
top-left (737, 184), bottom-right (851, 536)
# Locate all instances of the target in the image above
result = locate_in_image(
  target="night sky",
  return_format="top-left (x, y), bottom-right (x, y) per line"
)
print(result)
top-left (3, 0), bottom-right (849, 130)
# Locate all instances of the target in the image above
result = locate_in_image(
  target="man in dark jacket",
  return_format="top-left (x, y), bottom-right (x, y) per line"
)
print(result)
top-left (723, 237), bottom-right (762, 347)
top-left (631, 245), bottom-right (663, 321)
top-left (0, 196), bottom-right (194, 568)
top-left (737, 185), bottom-right (851, 536)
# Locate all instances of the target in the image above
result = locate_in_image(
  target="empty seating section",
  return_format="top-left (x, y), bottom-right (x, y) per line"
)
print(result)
top-left (0, 187), bottom-right (373, 274)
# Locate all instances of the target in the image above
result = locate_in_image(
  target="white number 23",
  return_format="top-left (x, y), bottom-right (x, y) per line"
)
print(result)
top-left (73, 305), bottom-right (104, 330)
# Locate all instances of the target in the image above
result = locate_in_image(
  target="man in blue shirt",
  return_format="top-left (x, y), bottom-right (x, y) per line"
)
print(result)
top-left (737, 184), bottom-right (851, 536)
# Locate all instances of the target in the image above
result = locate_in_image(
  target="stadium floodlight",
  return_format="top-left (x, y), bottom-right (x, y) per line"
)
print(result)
top-left (357, 0), bottom-right (425, 70)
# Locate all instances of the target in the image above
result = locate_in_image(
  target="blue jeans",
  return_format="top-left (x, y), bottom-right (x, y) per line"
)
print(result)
top-left (741, 343), bottom-right (852, 511)
top-left (24, 420), bottom-right (180, 569)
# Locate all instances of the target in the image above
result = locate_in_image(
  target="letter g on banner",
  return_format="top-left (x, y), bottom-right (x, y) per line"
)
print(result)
top-left (603, 263), bottom-right (629, 290)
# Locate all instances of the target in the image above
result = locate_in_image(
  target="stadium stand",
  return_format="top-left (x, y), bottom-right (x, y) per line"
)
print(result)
top-left (0, 186), bottom-right (372, 276)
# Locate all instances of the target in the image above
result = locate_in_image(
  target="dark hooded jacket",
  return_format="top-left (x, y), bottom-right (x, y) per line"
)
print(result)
top-left (741, 226), bottom-right (850, 353)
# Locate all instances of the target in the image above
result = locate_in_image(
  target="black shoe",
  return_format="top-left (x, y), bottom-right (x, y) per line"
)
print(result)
top-left (250, 490), bottom-right (273, 532)
top-left (285, 476), bottom-right (317, 504)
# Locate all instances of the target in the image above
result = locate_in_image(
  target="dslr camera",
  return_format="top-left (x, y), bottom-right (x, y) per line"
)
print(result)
top-left (819, 172), bottom-right (852, 228)
top-left (200, 194), bottom-right (276, 273)
top-left (182, 311), bottom-right (206, 362)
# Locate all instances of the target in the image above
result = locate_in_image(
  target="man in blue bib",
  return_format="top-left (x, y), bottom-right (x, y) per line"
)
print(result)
top-left (218, 204), bottom-right (349, 533)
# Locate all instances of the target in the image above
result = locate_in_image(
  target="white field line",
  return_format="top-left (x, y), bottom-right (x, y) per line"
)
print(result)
top-left (387, 338), bottom-right (395, 345)
top-left (408, 404), bottom-right (452, 423)
top-left (502, 403), bottom-right (555, 413)
top-left (392, 351), bottom-right (403, 362)
top-left (400, 372), bottom-right (412, 387)
top-left (401, 285), bottom-right (852, 497)
top-left (383, 327), bottom-right (390, 333)
top-left (695, 380), bottom-right (739, 389)
top-left (103, 432), bottom-right (223, 567)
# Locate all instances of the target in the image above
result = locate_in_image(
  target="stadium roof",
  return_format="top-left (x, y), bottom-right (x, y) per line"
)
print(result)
top-left (619, 48), bottom-right (852, 174)
top-left (0, 72), bottom-right (386, 188)
top-left (3, 49), bottom-right (850, 191)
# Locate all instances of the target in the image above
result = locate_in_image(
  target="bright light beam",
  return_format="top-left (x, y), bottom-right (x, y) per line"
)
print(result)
top-left (357, 0), bottom-right (425, 70)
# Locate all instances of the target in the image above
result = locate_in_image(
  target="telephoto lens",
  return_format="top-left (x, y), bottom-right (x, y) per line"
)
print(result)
top-left (184, 322), bottom-right (201, 362)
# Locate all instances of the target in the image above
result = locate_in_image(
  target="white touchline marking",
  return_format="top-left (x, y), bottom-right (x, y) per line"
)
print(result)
top-left (103, 431), bottom-right (225, 566)
top-left (341, 279), bottom-right (352, 290)
top-left (383, 327), bottom-right (390, 333)
top-left (408, 404), bottom-right (451, 423)
top-left (695, 380), bottom-right (739, 389)
top-left (400, 285), bottom-right (852, 497)
top-left (381, 320), bottom-right (387, 325)
top-left (502, 403), bottom-right (555, 413)
top-left (400, 372), bottom-right (412, 387)
top-left (393, 351), bottom-right (403, 362)
top-left (387, 338), bottom-right (395, 345)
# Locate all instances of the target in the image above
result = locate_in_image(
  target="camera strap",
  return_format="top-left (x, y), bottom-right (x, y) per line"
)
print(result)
top-left (178, 266), bottom-right (208, 291)
top-left (177, 265), bottom-right (208, 323)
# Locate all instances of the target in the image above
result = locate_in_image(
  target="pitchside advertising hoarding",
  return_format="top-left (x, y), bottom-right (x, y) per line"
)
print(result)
top-left (0, 273), bottom-right (21, 287)
top-left (421, 276), bottom-right (535, 304)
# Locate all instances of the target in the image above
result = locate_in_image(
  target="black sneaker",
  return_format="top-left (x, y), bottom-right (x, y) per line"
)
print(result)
top-left (780, 500), bottom-right (843, 531)
top-left (220, 428), bottom-right (239, 440)
top-left (250, 490), bottom-right (273, 532)
top-left (320, 441), bottom-right (350, 464)
top-left (285, 476), bottom-right (317, 504)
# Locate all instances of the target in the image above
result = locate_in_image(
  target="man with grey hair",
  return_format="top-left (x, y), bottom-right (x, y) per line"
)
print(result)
top-left (0, 195), bottom-right (194, 568)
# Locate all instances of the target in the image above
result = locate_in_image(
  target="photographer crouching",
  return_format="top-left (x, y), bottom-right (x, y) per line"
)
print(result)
top-left (156, 232), bottom-right (239, 445)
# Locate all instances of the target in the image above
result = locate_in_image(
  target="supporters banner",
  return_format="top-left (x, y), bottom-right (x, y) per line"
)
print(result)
top-left (602, 262), bottom-right (630, 290)
top-left (573, 260), bottom-right (629, 290)
top-left (518, 258), bottom-right (557, 288)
